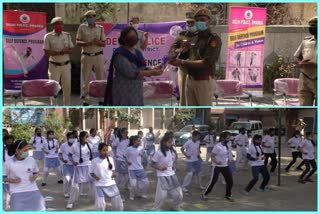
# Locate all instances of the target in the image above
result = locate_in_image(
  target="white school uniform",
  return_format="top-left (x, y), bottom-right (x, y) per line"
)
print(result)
top-left (43, 139), bottom-right (61, 183)
top-left (247, 144), bottom-right (264, 166)
top-left (91, 156), bottom-right (123, 211)
top-left (152, 149), bottom-right (182, 211)
top-left (3, 149), bottom-right (13, 210)
top-left (88, 135), bottom-right (101, 158)
top-left (288, 137), bottom-right (301, 152)
top-left (145, 132), bottom-right (156, 156)
top-left (299, 139), bottom-right (315, 160)
top-left (59, 142), bottom-right (76, 195)
top-left (235, 134), bottom-right (249, 166)
top-left (29, 136), bottom-right (45, 160)
top-left (113, 138), bottom-right (130, 188)
top-left (204, 134), bottom-right (215, 148)
top-left (262, 135), bottom-right (275, 154)
top-left (4, 156), bottom-right (45, 211)
top-left (211, 142), bottom-right (234, 167)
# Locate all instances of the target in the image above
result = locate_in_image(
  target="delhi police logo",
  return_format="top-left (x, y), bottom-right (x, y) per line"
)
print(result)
top-left (20, 14), bottom-right (30, 24)
top-left (244, 10), bottom-right (253, 20)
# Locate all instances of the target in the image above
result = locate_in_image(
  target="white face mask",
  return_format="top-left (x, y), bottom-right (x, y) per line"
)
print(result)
top-left (132, 24), bottom-right (139, 30)
top-left (48, 135), bottom-right (54, 139)
top-left (68, 138), bottom-right (76, 144)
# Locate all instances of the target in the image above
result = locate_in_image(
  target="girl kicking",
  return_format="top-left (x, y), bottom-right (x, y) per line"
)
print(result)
top-left (4, 140), bottom-right (45, 211)
top-left (91, 143), bottom-right (124, 211)
top-left (151, 132), bottom-right (183, 211)
top-left (125, 135), bottom-right (149, 200)
top-left (67, 131), bottom-right (94, 209)
top-left (42, 130), bottom-right (63, 186)
top-left (59, 131), bottom-right (76, 198)
top-left (243, 135), bottom-right (270, 194)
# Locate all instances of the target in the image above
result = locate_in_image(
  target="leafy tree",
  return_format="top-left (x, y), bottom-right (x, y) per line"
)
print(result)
top-left (10, 124), bottom-right (34, 142)
top-left (43, 111), bottom-right (72, 143)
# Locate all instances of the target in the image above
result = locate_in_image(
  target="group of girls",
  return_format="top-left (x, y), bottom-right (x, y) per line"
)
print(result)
top-left (2, 125), bottom-right (317, 211)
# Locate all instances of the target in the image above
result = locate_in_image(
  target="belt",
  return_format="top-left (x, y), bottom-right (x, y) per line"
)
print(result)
top-left (188, 74), bottom-right (211, 81)
top-left (302, 72), bottom-right (317, 80)
top-left (82, 51), bottom-right (103, 56)
top-left (50, 60), bottom-right (70, 66)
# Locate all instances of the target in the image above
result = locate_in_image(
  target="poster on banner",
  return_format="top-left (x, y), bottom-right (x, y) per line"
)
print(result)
top-left (226, 7), bottom-right (267, 96)
top-left (3, 10), bottom-right (48, 90)
top-left (94, 21), bottom-right (186, 81)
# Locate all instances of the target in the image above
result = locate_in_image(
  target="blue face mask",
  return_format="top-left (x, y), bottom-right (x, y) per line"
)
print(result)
top-left (87, 18), bottom-right (95, 25)
top-left (196, 21), bottom-right (208, 31)
top-left (21, 151), bottom-right (29, 159)
top-left (186, 26), bottom-right (197, 33)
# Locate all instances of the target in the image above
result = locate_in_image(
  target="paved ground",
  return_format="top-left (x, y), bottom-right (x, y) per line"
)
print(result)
top-left (3, 92), bottom-right (299, 107)
top-left (19, 144), bottom-right (317, 211)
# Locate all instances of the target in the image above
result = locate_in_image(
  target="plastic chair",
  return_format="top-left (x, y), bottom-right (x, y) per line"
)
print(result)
top-left (89, 80), bottom-right (107, 99)
top-left (143, 81), bottom-right (174, 105)
top-left (273, 78), bottom-right (299, 106)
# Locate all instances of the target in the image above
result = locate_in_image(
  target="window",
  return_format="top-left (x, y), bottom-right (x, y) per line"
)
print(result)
top-left (154, 109), bottom-right (163, 129)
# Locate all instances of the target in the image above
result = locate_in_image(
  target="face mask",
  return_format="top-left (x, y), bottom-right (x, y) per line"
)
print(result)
top-left (54, 25), bottom-right (64, 33)
top-left (48, 135), bottom-right (54, 139)
top-left (186, 26), bottom-right (197, 33)
top-left (21, 151), bottom-right (29, 159)
top-left (132, 24), bottom-right (139, 30)
top-left (87, 18), bottom-right (95, 25)
top-left (196, 21), bottom-right (208, 31)
top-left (68, 138), bottom-right (75, 144)
top-left (36, 133), bottom-right (41, 136)
top-left (309, 27), bottom-right (317, 36)
top-left (125, 36), bottom-right (138, 47)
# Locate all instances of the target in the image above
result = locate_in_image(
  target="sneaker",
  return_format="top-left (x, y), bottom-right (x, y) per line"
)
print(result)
top-left (242, 190), bottom-right (249, 196)
top-left (41, 183), bottom-right (46, 186)
top-left (199, 185), bottom-right (205, 190)
top-left (129, 196), bottom-right (134, 201)
top-left (298, 179), bottom-right (306, 184)
top-left (225, 196), bottom-right (234, 202)
top-left (66, 203), bottom-right (73, 209)
top-left (57, 180), bottom-right (63, 184)
top-left (305, 178), bottom-right (314, 183)
top-left (140, 195), bottom-right (148, 199)
top-left (182, 187), bottom-right (189, 193)
top-left (296, 167), bottom-right (303, 171)
top-left (221, 180), bottom-right (226, 185)
top-left (64, 194), bottom-right (70, 198)
top-left (201, 193), bottom-right (208, 201)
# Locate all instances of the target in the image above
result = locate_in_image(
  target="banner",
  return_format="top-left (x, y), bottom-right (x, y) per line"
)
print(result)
top-left (226, 7), bottom-right (267, 94)
top-left (10, 109), bottom-right (45, 126)
top-left (3, 11), bottom-right (48, 90)
top-left (97, 21), bottom-right (186, 81)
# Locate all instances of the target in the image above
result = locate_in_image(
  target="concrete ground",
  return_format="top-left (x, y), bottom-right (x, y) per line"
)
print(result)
top-left (15, 144), bottom-right (317, 211)
top-left (3, 92), bottom-right (299, 107)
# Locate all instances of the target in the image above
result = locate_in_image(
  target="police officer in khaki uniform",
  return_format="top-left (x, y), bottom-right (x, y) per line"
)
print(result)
top-left (129, 16), bottom-right (149, 52)
top-left (168, 12), bottom-right (196, 106)
top-left (76, 10), bottom-right (106, 106)
top-left (170, 8), bottom-right (222, 106)
top-left (44, 17), bottom-right (74, 106)
top-left (294, 16), bottom-right (317, 106)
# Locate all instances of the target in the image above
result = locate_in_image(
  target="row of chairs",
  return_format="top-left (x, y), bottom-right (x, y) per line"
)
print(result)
top-left (3, 78), bottom-right (300, 106)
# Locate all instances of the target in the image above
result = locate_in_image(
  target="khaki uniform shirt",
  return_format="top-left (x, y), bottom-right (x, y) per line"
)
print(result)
top-left (76, 23), bottom-right (106, 53)
top-left (294, 35), bottom-right (317, 79)
top-left (43, 31), bottom-right (74, 62)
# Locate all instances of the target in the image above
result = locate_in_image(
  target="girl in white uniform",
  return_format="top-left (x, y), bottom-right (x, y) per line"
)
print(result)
top-left (137, 131), bottom-right (148, 169)
top-left (298, 132), bottom-right (317, 184)
top-left (4, 140), bottom-right (45, 211)
top-left (88, 128), bottom-right (101, 158)
top-left (262, 128), bottom-right (277, 173)
top-left (3, 135), bottom-right (14, 210)
top-left (125, 135), bottom-right (150, 200)
top-left (181, 130), bottom-right (204, 192)
top-left (145, 127), bottom-right (156, 160)
top-left (29, 128), bottom-right (45, 167)
top-left (203, 128), bottom-right (216, 163)
top-left (244, 135), bottom-right (270, 194)
top-left (285, 130), bottom-right (304, 171)
top-left (66, 131), bottom-right (94, 209)
top-left (235, 128), bottom-right (249, 169)
top-left (110, 128), bottom-right (119, 159)
top-left (59, 132), bottom-right (76, 198)
top-left (202, 132), bottom-right (234, 201)
top-left (91, 143), bottom-right (124, 211)
top-left (42, 130), bottom-right (63, 186)
top-left (151, 132), bottom-right (183, 211)
top-left (114, 128), bottom-right (130, 189)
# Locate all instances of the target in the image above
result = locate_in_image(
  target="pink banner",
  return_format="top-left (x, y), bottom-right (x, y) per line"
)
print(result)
top-left (3, 11), bottom-right (48, 90)
top-left (226, 7), bottom-right (267, 90)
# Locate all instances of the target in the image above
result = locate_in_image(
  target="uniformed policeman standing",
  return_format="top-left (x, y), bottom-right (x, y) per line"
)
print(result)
top-left (170, 8), bottom-right (222, 106)
top-left (168, 12), bottom-right (196, 106)
top-left (129, 16), bottom-right (149, 52)
top-left (44, 17), bottom-right (74, 106)
top-left (294, 16), bottom-right (317, 106)
top-left (76, 10), bottom-right (106, 106)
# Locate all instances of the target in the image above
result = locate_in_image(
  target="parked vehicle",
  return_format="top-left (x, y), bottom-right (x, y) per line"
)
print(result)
top-left (174, 124), bottom-right (209, 146)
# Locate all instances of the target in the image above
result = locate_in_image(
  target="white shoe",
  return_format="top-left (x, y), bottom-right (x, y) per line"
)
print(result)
top-left (140, 194), bottom-right (148, 199)
top-left (182, 187), bottom-right (189, 192)
top-left (129, 196), bottom-right (134, 200)
top-left (64, 194), bottom-right (70, 198)
top-left (80, 193), bottom-right (87, 196)
top-left (66, 203), bottom-right (73, 209)
top-left (221, 180), bottom-right (226, 185)
top-left (199, 185), bottom-right (205, 190)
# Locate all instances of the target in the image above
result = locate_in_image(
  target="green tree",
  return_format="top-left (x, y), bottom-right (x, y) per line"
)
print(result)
top-left (10, 124), bottom-right (34, 142)
top-left (43, 111), bottom-right (72, 143)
